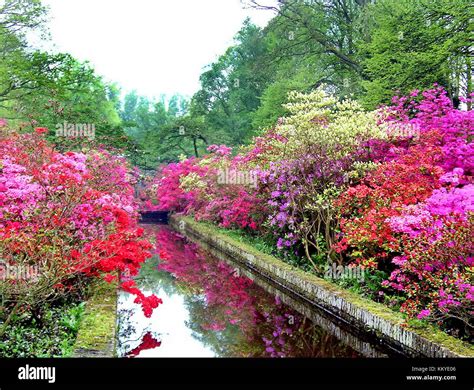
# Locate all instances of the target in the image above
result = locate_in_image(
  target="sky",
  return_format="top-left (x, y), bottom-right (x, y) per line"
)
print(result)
top-left (39, 0), bottom-right (277, 101)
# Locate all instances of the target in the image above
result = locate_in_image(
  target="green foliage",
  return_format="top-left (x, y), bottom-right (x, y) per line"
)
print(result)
top-left (209, 223), bottom-right (315, 273)
top-left (191, 19), bottom-right (272, 145)
top-left (0, 301), bottom-right (85, 357)
top-left (0, 1), bottom-right (130, 150)
top-left (252, 73), bottom-right (313, 132)
top-left (3, 0), bottom-right (469, 165)
top-left (360, 0), bottom-right (472, 108)
top-left (119, 92), bottom-right (220, 167)
top-left (185, 0), bottom-right (472, 149)
top-left (406, 317), bottom-right (430, 330)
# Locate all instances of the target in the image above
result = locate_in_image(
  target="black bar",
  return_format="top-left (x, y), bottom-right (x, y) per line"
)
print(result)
top-left (0, 358), bottom-right (472, 388)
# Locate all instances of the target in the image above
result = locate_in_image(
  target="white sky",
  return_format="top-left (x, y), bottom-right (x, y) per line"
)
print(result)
top-left (39, 0), bottom-right (277, 101)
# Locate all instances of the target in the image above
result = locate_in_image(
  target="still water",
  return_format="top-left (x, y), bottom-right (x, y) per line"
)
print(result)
top-left (117, 224), bottom-right (382, 358)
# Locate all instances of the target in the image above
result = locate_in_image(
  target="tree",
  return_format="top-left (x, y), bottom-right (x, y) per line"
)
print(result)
top-left (0, 1), bottom-right (130, 149)
top-left (0, 0), bottom-right (46, 36)
top-left (119, 92), bottom-right (207, 167)
top-left (246, 0), bottom-right (369, 98)
top-left (158, 115), bottom-right (210, 160)
top-left (360, 0), bottom-right (473, 108)
top-left (192, 19), bottom-right (271, 144)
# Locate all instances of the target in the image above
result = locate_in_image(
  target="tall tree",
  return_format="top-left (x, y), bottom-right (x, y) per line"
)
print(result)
top-left (360, 0), bottom-right (473, 108)
top-left (192, 19), bottom-right (271, 144)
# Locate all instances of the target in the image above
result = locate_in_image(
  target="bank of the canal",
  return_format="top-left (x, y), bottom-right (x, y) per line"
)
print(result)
top-left (170, 215), bottom-right (474, 358)
top-left (72, 280), bottom-right (118, 357)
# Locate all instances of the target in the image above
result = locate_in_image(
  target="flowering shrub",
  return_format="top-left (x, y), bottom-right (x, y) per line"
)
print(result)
top-left (0, 129), bottom-right (160, 319)
top-left (257, 149), bottom-right (351, 267)
top-left (153, 157), bottom-right (209, 212)
top-left (148, 145), bottom-right (266, 231)
top-left (149, 86), bottom-right (473, 337)
top-left (200, 188), bottom-right (262, 230)
top-left (335, 87), bottom-right (473, 335)
top-left (334, 145), bottom-right (444, 269)
top-left (273, 89), bottom-right (388, 160)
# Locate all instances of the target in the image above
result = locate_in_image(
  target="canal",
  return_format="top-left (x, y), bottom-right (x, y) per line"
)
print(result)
top-left (116, 224), bottom-right (395, 357)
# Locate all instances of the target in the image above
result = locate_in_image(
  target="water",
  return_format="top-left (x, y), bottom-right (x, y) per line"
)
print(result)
top-left (116, 224), bottom-right (388, 358)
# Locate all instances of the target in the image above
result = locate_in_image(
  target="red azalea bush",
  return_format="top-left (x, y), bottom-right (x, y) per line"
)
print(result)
top-left (334, 141), bottom-right (444, 269)
top-left (0, 129), bottom-right (160, 318)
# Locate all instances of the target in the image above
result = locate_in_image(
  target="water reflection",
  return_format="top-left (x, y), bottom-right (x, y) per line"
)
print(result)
top-left (116, 224), bottom-right (361, 357)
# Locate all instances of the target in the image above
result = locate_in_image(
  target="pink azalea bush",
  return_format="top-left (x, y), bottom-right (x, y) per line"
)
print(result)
top-left (147, 145), bottom-right (266, 230)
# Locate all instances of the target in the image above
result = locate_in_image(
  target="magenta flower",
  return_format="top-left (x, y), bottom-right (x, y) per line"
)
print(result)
top-left (417, 309), bottom-right (430, 319)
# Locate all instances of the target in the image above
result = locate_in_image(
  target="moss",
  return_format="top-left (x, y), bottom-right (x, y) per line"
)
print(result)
top-left (410, 326), bottom-right (474, 356)
top-left (172, 214), bottom-right (474, 357)
top-left (72, 280), bottom-right (117, 354)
